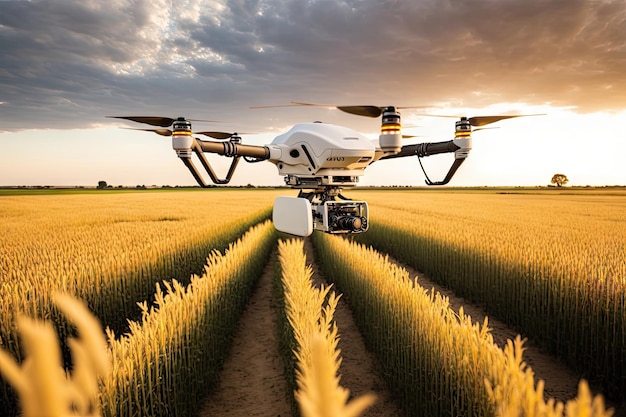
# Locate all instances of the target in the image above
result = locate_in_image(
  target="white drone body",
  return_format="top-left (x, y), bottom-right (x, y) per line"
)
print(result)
top-left (109, 104), bottom-right (534, 237)
top-left (264, 122), bottom-right (402, 188)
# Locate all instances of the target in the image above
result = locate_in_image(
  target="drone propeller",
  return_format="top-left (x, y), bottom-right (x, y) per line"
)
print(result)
top-left (196, 131), bottom-right (253, 140)
top-left (108, 115), bottom-right (238, 139)
top-left (472, 126), bottom-right (500, 132)
top-left (401, 134), bottom-right (430, 139)
top-left (122, 127), bottom-right (173, 136)
top-left (122, 128), bottom-right (252, 140)
top-left (292, 103), bottom-right (385, 118)
top-left (106, 115), bottom-right (220, 127)
top-left (251, 102), bottom-right (427, 118)
top-left (418, 114), bottom-right (544, 127)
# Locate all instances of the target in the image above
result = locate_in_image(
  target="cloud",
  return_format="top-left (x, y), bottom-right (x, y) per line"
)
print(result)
top-left (0, 0), bottom-right (625, 132)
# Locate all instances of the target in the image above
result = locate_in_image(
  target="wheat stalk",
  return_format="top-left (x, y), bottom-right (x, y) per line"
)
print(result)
top-left (0, 293), bottom-right (110, 417)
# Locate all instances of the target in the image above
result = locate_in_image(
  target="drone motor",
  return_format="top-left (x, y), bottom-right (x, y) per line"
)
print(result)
top-left (379, 106), bottom-right (403, 153)
top-left (171, 117), bottom-right (194, 158)
top-left (455, 117), bottom-right (472, 138)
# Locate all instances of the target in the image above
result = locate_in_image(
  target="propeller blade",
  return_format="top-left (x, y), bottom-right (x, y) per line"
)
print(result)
top-left (122, 127), bottom-right (172, 136)
top-left (107, 116), bottom-right (222, 127)
top-left (249, 103), bottom-right (307, 109)
top-left (107, 116), bottom-right (176, 127)
top-left (285, 102), bottom-right (384, 118)
top-left (473, 127), bottom-right (500, 132)
top-left (251, 102), bottom-right (429, 118)
top-left (337, 105), bottom-right (383, 118)
top-left (278, 101), bottom-right (381, 117)
top-left (299, 102), bottom-right (430, 118)
top-left (289, 101), bottom-right (334, 108)
top-left (253, 101), bottom-right (342, 111)
top-left (468, 114), bottom-right (544, 127)
top-left (196, 131), bottom-right (254, 139)
top-left (401, 134), bottom-right (428, 139)
top-left (413, 113), bottom-right (544, 127)
top-left (196, 131), bottom-right (233, 139)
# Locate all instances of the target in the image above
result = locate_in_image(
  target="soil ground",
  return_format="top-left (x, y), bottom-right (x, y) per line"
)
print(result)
top-left (197, 253), bottom-right (292, 417)
top-left (198, 238), bottom-right (623, 417)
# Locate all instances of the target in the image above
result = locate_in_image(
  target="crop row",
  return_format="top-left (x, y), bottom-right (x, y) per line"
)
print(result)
top-left (276, 239), bottom-right (375, 417)
top-left (312, 231), bottom-right (612, 417)
top-left (100, 220), bottom-right (276, 416)
top-left (353, 190), bottom-right (626, 400)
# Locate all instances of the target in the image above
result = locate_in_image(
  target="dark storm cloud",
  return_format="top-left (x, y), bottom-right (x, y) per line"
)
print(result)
top-left (0, 0), bottom-right (624, 132)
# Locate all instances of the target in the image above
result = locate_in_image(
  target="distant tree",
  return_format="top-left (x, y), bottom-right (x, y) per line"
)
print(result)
top-left (97, 180), bottom-right (108, 189)
top-left (551, 173), bottom-right (569, 187)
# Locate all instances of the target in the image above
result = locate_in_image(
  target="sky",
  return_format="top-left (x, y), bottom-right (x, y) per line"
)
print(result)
top-left (0, 0), bottom-right (625, 187)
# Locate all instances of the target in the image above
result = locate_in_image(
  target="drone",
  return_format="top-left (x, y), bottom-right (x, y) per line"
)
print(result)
top-left (107, 103), bottom-right (540, 237)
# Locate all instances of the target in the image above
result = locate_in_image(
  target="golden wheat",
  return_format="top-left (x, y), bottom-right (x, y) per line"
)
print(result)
top-left (100, 220), bottom-right (276, 417)
top-left (352, 189), bottom-right (626, 400)
top-left (0, 293), bottom-right (110, 417)
top-left (277, 239), bottom-right (376, 417)
top-left (2, 188), bottom-right (620, 417)
top-left (312, 231), bottom-right (612, 417)
top-left (0, 190), bottom-right (280, 348)
top-left (0, 189), bottom-right (282, 415)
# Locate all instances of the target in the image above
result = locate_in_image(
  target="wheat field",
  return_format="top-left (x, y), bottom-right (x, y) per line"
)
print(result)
top-left (0, 188), bottom-right (621, 417)
top-left (352, 189), bottom-right (626, 400)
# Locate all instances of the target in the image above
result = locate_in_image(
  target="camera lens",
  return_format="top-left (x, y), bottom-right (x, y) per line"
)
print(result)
top-left (335, 215), bottom-right (363, 232)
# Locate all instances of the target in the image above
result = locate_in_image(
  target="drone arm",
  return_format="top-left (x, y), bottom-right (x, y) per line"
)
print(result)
top-left (380, 138), bottom-right (471, 186)
top-left (197, 140), bottom-right (270, 159)
top-left (380, 140), bottom-right (460, 160)
top-left (175, 138), bottom-right (272, 187)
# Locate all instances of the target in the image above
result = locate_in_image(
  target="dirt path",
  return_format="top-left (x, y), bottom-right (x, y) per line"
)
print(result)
top-left (197, 253), bottom-right (292, 417)
top-left (198, 238), bottom-right (622, 416)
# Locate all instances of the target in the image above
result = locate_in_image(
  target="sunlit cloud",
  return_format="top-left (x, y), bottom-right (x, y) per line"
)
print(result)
top-left (0, 0), bottom-right (624, 132)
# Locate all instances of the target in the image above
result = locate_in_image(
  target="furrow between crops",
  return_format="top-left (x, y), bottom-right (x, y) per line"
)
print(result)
top-left (352, 190), bottom-right (626, 403)
top-left (197, 251), bottom-right (292, 417)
